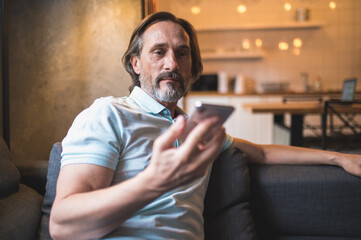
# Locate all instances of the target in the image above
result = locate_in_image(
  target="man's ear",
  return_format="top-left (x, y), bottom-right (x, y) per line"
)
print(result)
top-left (130, 55), bottom-right (141, 74)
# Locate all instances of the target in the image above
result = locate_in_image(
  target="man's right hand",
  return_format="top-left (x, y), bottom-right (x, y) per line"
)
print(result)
top-left (143, 115), bottom-right (225, 193)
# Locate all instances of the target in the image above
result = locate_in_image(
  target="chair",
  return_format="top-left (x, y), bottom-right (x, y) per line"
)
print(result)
top-left (321, 100), bottom-right (361, 150)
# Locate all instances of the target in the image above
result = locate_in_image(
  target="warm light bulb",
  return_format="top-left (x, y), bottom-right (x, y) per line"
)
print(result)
top-left (293, 38), bottom-right (302, 48)
top-left (191, 6), bottom-right (201, 14)
top-left (242, 39), bottom-right (250, 50)
top-left (255, 38), bottom-right (263, 48)
top-left (237, 4), bottom-right (247, 13)
top-left (329, 1), bottom-right (336, 9)
top-left (279, 42), bottom-right (289, 51)
top-left (284, 3), bottom-right (292, 11)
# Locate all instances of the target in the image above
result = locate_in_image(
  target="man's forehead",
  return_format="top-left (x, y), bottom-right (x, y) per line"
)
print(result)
top-left (142, 21), bottom-right (190, 47)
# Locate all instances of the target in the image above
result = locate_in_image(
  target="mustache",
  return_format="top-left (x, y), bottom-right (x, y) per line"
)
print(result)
top-left (155, 71), bottom-right (184, 84)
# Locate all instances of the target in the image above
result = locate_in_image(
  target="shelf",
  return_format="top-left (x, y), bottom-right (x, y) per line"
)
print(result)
top-left (201, 51), bottom-right (265, 60)
top-left (196, 21), bottom-right (326, 32)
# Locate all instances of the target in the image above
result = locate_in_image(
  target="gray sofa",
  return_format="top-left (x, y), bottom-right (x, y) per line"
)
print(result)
top-left (0, 138), bottom-right (46, 239)
top-left (1, 138), bottom-right (361, 240)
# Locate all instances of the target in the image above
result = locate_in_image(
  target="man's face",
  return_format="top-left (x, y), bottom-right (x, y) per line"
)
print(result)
top-left (131, 21), bottom-right (192, 103)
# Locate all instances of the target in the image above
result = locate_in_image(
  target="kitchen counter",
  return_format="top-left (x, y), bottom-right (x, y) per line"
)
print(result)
top-left (186, 90), bottom-right (361, 97)
top-left (184, 91), bottom-right (361, 145)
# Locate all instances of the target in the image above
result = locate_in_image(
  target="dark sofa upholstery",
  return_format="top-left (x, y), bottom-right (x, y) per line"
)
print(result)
top-left (0, 138), bottom-right (44, 239)
top-left (1, 140), bottom-right (361, 240)
top-left (248, 165), bottom-right (361, 240)
top-left (205, 148), bottom-right (361, 240)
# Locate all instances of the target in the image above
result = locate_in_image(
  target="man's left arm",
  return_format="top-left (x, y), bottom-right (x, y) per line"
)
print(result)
top-left (231, 138), bottom-right (361, 177)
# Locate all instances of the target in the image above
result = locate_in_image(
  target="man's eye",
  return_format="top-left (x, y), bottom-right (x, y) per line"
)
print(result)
top-left (154, 50), bottom-right (164, 55)
top-left (179, 50), bottom-right (190, 57)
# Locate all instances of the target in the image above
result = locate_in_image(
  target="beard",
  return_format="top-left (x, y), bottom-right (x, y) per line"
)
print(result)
top-left (140, 71), bottom-right (191, 103)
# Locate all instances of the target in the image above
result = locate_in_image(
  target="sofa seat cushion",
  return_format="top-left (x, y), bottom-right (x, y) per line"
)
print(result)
top-left (203, 146), bottom-right (256, 240)
top-left (0, 184), bottom-right (43, 239)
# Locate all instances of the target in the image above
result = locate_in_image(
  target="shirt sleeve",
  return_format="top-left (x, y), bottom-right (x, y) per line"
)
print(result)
top-left (220, 133), bottom-right (234, 152)
top-left (61, 97), bottom-right (123, 170)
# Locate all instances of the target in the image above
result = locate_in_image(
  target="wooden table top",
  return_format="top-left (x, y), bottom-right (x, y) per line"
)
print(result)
top-left (243, 101), bottom-right (361, 115)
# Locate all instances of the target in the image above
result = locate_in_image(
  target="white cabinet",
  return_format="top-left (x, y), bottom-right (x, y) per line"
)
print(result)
top-left (185, 94), bottom-right (282, 144)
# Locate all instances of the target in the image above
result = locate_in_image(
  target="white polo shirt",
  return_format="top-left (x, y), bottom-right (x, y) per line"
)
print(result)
top-left (61, 86), bottom-right (233, 239)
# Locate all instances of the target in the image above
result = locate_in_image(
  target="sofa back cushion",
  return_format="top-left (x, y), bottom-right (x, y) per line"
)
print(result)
top-left (203, 146), bottom-right (256, 240)
top-left (39, 142), bottom-right (62, 239)
top-left (249, 164), bottom-right (361, 239)
top-left (0, 137), bottom-right (20, 198)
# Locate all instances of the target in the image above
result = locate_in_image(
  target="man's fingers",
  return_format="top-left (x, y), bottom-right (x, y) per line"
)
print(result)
top-left (154, 115), bottom-right (186, 150)
top-left (185, 127), bottom-right (226, 178)
top-left (197, 127), bottom-right (225, 158)
top-left (179, 116), bottom-right (220, 154)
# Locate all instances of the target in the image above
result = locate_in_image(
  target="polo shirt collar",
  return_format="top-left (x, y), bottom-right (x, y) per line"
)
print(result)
top-left (131, 86), bottom-right (188, 116)
top-left (130, 86), bottom-right (186, 118)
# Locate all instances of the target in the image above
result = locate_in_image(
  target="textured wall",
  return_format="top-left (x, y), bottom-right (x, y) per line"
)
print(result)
top-left (0, 41), bottom-right (3, 138)
top-left (9, 0), bottom-right (141, 161)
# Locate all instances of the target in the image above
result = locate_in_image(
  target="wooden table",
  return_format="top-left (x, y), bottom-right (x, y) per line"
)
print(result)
top-left (243, 101), bottom-right (361, 147)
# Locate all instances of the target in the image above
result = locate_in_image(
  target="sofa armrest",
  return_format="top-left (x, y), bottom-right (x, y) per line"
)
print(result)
top-left (248, 164), bottom-right (361, 239)
top-left (15, 160), bottom-right (48, 196)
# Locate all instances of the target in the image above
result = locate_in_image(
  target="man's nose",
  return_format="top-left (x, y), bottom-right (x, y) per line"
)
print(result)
top-left (164, 52), bottom-right (179, 71)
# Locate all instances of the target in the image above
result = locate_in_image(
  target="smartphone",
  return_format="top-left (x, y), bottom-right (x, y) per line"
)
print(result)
top-left (180, 101), bottom-right (235, 142)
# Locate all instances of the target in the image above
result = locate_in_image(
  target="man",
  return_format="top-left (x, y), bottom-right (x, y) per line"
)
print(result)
top-left (50, 12), bottom-right (361, 240)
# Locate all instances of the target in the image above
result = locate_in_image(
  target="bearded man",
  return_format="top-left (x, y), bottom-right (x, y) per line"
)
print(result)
top-left (50, 12), bottom-right (361, 240)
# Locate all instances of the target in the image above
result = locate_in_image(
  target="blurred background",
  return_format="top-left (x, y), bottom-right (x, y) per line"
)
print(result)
top-left (1, 0), bottom-right (360, 161)
top-left (159, 0), bottom-right (360, 93)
